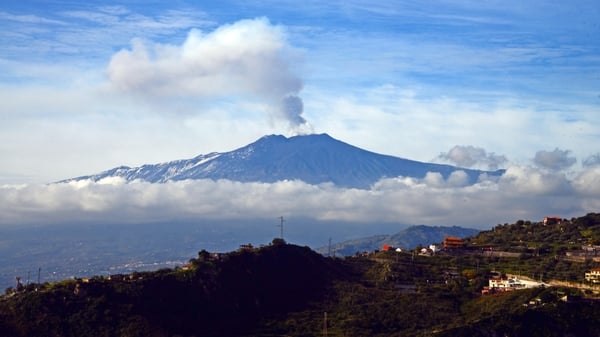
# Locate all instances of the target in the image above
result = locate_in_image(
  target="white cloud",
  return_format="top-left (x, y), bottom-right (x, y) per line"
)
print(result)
top-left (107, 18), bottom-right (295, 97)
top-left (572, 167), bottom-right (600, 196)
top-left (533, 148), bottom-right (577, 171)
top-left (447, 170), bottom-right (470, 187)
top-left (437, 145), bottom-right (507, 170)
top-left (0, 11), bottom-right (67, 25)
top-left (1, 7), bottom-right (204, 54)
top-left (499, 166), bottom-right (572, 195)
top-left (1, 165), bottom-right (598, 229)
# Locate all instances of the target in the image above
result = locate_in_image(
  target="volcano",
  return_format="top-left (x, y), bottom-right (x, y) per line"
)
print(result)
top-left (61, 133), bottom-right (504, 189)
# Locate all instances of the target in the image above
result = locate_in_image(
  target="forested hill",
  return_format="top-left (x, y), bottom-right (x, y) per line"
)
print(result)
top-left (465, 212), bottom-right (600, 252)
top-left (0, 241), bottom-right (347, 336)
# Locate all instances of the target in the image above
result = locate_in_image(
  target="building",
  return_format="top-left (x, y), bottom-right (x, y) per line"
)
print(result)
top-left (482, 274), bottom-right (545, 295)
top-left (488, 276), bottom-right (526, 290)
top-left (585, 268), bottom-right (600, 283)
top-left (443, 236), bottom-right (464, 250)
top-left (543, 216), bottom-right (562, 225)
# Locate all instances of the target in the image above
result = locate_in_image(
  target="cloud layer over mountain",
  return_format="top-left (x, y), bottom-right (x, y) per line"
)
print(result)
top-left (2, 165), bottom-right (599, 229)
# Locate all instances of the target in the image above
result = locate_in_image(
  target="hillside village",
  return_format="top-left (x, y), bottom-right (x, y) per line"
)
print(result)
top-left (373, 214), bottom-right (600, 296)
top-left (1, 213), bottom-right (600, 336)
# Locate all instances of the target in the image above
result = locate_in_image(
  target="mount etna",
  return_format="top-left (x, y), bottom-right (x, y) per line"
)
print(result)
top-left (61, 133), bottom-right (504, 189)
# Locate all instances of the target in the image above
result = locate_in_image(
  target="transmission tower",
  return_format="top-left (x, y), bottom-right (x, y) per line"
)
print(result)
top-left (277, 216), bottom-right (285, 239)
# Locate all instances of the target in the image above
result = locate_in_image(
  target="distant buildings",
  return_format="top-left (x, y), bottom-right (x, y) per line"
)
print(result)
top-left (585, 268), bottom-right (600, 284)
top-left (443, 236), bottom-right (464, 250)
top-left (429, 244), bottom-right (440, 254)
top-left (381, 244), bottom-right (403, 253)
top-left (543, 216), bottom-right (562, 226)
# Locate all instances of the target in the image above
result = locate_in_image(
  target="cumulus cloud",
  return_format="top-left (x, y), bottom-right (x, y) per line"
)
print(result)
top-left (107, 17), bottom-right (312, 134)
top-left (498, 166), bottom-right (572, 195)
top-left (583, 153), bottom-right (600, 168)
top-left (572, 167), bottom-right (600, 196)
top-left (1, 165), bottom-right (599, 229)
top-left (533, 148), bottom-right (577, 171)
top-left (437, 145), bottom-right (507, 170)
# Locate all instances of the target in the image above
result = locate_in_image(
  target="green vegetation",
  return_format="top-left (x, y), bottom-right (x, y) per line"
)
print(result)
top-left (469, 213), bottom-right (600, 251)
top-left (464, 212), bottom-right (600, 282)
top-left (1, 213), bottom-right (600, 336)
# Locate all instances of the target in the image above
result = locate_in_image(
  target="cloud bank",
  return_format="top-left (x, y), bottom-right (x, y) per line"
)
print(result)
top-left (2, 165), bottom-right (599, 229)
top-left (107, 17), bottom-right (312, 134)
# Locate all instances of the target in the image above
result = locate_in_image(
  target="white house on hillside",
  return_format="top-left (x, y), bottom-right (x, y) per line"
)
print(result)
top-left (482, 274), bottom-right (547, 295)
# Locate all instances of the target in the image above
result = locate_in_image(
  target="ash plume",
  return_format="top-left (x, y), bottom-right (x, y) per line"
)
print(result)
top-left (281, 95), bottom-right (313, 135)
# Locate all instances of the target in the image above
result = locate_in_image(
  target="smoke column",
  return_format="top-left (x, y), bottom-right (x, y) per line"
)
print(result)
top-left (281, 95), bottom-right (313, 135)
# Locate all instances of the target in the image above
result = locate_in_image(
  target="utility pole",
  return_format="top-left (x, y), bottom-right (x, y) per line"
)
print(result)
top-left (323, 311), bottom-right (328, 337)
top-left (277, 216), bottom-right (285, 239)
top-left (328, 237), bottom-right (332, 257)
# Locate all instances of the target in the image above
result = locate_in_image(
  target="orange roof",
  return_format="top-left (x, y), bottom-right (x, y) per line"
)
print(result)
top-left (444, 236), bottom-right (463, 241)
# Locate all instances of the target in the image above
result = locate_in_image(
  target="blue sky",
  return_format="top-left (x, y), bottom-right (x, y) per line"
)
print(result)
top-left (1, 1), bottom-right (599, 228)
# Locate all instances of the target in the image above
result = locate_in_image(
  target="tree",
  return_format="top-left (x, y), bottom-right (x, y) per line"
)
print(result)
top-left (272, 238), bottom-right (286, 246)
top-left (198, 249), bottom-right (211, 262)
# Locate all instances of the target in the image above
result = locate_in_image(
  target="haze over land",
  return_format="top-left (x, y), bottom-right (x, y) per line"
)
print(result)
top-left (1, 1), bottom-right (600, 230)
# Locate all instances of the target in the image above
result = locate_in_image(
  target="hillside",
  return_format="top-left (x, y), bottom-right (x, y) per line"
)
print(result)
top-left (467, 212), bottom-right (600, 251)
top-left (0, 242), bottom-right (345, 337)
top-left (2, 214), bottom-right (600, 336)
top-left (320, 225), bottom-right (479, 256)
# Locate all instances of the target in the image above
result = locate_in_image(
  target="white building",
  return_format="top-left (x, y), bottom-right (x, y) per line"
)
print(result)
top-left (489, 276), bottom-right (545, 290)
top-left (585, 268), bottom-right (600, 283)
